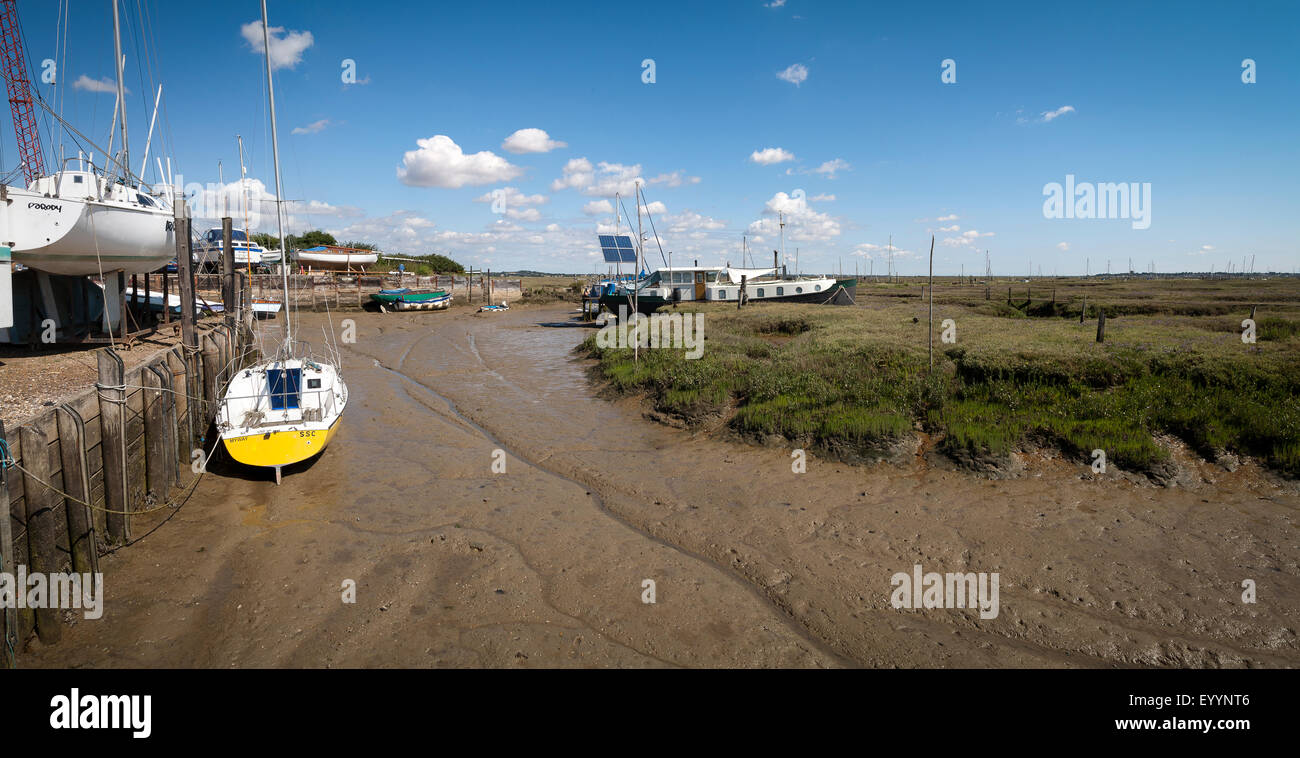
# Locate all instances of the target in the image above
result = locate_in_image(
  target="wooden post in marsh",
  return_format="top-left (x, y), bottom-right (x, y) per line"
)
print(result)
top-left (1080, 295), bottom-right (1086, 323)
top-left (739, 274), bottom-right (747, 309)
top-left (1096, 307), bottom-right (1106, 343)
top-left (1249, 304), bottom-right (1257, 321)
top-left (96, 349), bottom-right (129, 542)
top-left (1007, 286), bottom-right (1012, 305)
top-left (18, 425), bottom-right (62, 644)
top-left (0, 420), bottom-right (18, 663)
top-left (927, 235), bottom-right (934, 371)
top-left (221, 217), bottom-right (235, 327)
top-left (54, 406), bottom-right (98, 578)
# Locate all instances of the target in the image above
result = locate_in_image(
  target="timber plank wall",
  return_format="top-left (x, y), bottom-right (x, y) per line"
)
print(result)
top-left (1, 321), bottom-right (248, 656)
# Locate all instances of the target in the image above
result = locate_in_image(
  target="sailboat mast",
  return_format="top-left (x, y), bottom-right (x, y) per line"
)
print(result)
top-left (237, 135), bottom-right (252, 280)
top-left (111, 0), bottom-right (129, 181)
top-left (779, 211), bottom-right (785, 275)
top-left (260, 0), bottom-right (291, 346)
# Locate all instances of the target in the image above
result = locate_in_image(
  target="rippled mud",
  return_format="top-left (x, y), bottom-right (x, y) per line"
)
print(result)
top-left (25, 305), bottom-right (1299, 667)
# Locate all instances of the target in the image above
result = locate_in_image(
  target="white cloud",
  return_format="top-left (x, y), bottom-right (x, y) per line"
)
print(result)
top-left (941, 229), bottom-right (995, 248)
top-left (551, 157), bottom-right (594, 191)
top-left (852, 242), bottom-right (915, 260)
top-left (551, 157), bottom-right (645, 197)
top-left (291, 119), bottom-right (330, 135)
top-left (777, 63), bottom-right (808, 86)
top-left (501, 128), bottom-right (567, 154)
top-left (72, 75), bottom-right (122, 94)
top-left (747, 191), bottom-right (840, 242)
top-left (397, 135), bottom-right (523, 188)
top-left (810, 193), bottom-right (835, 202)
top-left (765, 0), bottom-right (787, 7)
top-left (1057, 242), bottom-right (1070, 251)
top-left (240, 20), bottom-right (314, 70)
top-left (647, 171), bottom-right (701, 187)
top-left (582, 199), bottom-right (614, 216)
top-left (1040, 105), bottom-right (1076, 122)
top-left (750, 147), bottom-right (796, 165)
top-left (473, 187), bottom-right (547, 206)
top-left (813, 158), bottom-right (850, 178)
top-left (642, 200), bottom-right (667, 215)
top-left (938, 224), bottom-right (960, 232)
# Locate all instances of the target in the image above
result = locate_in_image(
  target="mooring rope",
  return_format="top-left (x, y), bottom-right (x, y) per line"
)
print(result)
top-left (0, 431), bottom-right (221, 517)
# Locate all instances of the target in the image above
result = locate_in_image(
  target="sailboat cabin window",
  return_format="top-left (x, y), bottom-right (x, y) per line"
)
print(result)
top-left (776, 286), bottom-right (784, 296)
top-left (718, 290), bottom-right (726, 299)
top-left (796, 287), bottom-right (803, 294)
top-left (307, 378), bottom-right (322, 389)
top-left (815, 284), bottom-right (822, 291)
top-left (73, 175), bottom-right (83, 183)
top-left (757, 288), bottom-right (765, 297)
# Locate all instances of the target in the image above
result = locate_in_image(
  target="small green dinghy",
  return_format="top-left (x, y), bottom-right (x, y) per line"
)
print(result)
top-left (369, 288), bottom-right (452, 311)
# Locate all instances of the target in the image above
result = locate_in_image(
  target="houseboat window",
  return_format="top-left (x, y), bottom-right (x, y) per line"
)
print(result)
top-left (796, 287), bottom-right (803, 293)
top-left (696, 272), bottom-right (704, 283)
top-left (814, 284), bottom-right (822, 291)
top-left (718, 290), bottom-right (726, 299)
top-left (757, 288), bottom-right (765, 297)
top-left (776, 286), bottom-right (784, 296)
top-left (707, 272), bottom-right (718, 282)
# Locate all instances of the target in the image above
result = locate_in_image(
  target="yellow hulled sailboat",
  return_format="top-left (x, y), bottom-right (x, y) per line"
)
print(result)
top-left (216, 0), bottom-right (347, 483)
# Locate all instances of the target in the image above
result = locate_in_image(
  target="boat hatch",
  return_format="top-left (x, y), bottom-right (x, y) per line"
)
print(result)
top-left (267, 368), bottom-right (303, 410)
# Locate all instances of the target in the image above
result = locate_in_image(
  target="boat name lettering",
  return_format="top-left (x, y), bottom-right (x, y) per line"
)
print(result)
top-left (28, 201), bottom-right (62, 212)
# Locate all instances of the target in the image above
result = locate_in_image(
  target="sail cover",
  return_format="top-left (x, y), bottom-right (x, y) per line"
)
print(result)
top-left (722, 267), bottom-right (776, 284)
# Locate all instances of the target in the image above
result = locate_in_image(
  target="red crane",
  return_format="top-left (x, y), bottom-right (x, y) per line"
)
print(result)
top-left (0, 0), bottom-right (44, 185)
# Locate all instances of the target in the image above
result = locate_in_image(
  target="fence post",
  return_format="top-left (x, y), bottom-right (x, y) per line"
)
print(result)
top-left (19, 424), bottom-right (63, 644)
top-left (96, 349), bottom-right (129, 542)
top-left (1096, 308), bottom-right (1106, 342)
top-left (54, 406), bottom-right (97, 578)
top-left (0, 420), bottom-right (17, 664)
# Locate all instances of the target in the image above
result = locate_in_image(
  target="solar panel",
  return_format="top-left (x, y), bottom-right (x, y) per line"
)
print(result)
top-left (598, 234), bottom-right (638, 263)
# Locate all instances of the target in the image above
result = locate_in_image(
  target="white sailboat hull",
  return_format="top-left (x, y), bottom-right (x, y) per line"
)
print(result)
top-left (297, 250), bottom-right (378, 270)
top-left (5, 186), bottom-right (175, 276)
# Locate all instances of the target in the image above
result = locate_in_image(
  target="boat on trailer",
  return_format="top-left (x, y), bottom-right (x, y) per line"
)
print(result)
top-left (298, 245), bottom-right (379, 272)
top-left (369, 288), bottom-right (450, 311)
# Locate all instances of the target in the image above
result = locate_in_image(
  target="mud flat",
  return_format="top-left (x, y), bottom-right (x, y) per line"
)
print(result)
top-left (24, 304), bottom-right (1299, 668)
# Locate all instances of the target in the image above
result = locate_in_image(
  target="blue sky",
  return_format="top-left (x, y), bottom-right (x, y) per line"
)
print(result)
top-left (8, 0), bottom-right (1298, 274)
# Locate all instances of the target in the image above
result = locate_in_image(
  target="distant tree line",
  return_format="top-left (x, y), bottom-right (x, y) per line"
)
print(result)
top-left (250, 229), bottom-right (464, 274)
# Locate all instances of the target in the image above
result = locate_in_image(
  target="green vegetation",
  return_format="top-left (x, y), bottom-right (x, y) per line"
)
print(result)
top-left (373, 251), bottom-right (464, 275)
top-left (581, 278), bottom-right (1300, 478)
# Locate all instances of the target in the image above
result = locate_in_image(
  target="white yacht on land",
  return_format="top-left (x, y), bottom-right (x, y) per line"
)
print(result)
top-left (195, 227), bottom-right (271, 271)
top-left (3, 167), bottom-right (175, 276)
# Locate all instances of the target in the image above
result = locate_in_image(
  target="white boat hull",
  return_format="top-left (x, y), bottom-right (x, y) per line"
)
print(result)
top-left (4, 186), bottom-right (175, 276)
top-left (297, 250), bottom-right (378, 271)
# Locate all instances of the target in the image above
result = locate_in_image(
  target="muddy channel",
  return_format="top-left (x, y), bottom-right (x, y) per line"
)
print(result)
top-left (24, 305), bottom-right (1299, 668)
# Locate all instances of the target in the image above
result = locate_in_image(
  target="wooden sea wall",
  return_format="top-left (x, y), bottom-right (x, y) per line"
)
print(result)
top-left (0, 322), bottom-right (248, 658)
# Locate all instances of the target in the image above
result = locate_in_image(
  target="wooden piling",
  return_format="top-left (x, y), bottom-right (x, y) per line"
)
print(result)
top-left (221, 217), bottom-right (235, 325)
top-left (18, 425), bottom-right (63, 645)
top-left (0, 420), bottom-right (17, 663)
top-left (1249, 304), bottom-right (1258, 321)
top-left (201, 335), bottom-right (221, 426)
top-left (143, 365), bottom-right (169, 502)
top-left (96, 349), bottom-right (129, 542)
top-left (54, 406), bottom-right (97, 578)
top-left (738, 275), bottom-right (747, 309)
top-left (1081, 295), bottom-right (1086, 323)
top-left (1096, 308), bottom-right (1106, 343)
